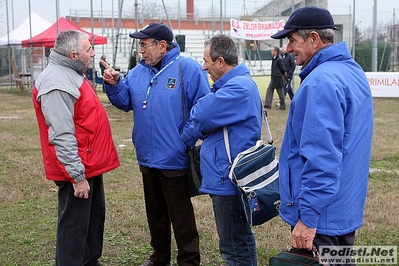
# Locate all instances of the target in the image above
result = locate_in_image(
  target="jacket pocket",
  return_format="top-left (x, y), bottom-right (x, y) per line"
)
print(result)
top-left (214, 146), bottom-right (229, 186)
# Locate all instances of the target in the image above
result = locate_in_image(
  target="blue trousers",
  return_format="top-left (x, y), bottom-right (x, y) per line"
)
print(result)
top-left (55, 176), bottom-right (105, 266)
top-left (211, 194), bottom-right (258, 266)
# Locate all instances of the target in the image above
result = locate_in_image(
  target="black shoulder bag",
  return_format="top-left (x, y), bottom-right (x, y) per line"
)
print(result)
top-left (179, 59), bottom-right (203, 197)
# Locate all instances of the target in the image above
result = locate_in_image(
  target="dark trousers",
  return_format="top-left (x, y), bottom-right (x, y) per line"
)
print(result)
top-left (291, 227), bottom-right (356, 266)
top-left (55, 176), bottom-right (105, 266)
top-left (265, 83), bottom-right (286, 109)
top-left (142, 168), bottom-right (200, 266)
top-left (313, 231), bottom-right (356, 266)
top-left (284, 79), bottom-right (294, 100)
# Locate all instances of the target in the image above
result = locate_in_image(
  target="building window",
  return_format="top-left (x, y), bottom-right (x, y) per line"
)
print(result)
top-left (335, 24), bottom-right (343, 43)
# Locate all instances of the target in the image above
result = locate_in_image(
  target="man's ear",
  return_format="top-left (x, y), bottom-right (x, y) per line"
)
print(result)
top-left (159, 40), bottom-right (168, 53)
top-left (69, 52), bottom-right (78, 60)
top-left (309, 31), bottom-right (320, 46)
top-left (218, 57), bottom-right (225, 68)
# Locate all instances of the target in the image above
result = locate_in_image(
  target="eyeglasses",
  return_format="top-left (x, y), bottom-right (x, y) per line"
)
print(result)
top-left (139, 42), bottom-right (158, 49)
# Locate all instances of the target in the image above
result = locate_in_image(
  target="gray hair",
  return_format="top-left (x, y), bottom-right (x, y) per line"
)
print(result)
top-left (205, 35), bottom-right (238, 66)
top-left (296, 28), bottom-right (335, 44)
top-left (53, 30), bottom-right (88, 56)
top-left (150, 38), bottom-right (175, 52)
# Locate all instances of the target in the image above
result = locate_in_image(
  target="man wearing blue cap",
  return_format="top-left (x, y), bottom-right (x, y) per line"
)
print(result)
top-left (101, 22), bottom-right (210, 266)
top-left (271, 6), bottom-right (373, 257)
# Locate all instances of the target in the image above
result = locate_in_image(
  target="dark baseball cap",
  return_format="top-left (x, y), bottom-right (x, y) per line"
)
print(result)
top-left (129, 22), bottom-right (174, 44)
top-left (271, 6), bottom-right (338, 39)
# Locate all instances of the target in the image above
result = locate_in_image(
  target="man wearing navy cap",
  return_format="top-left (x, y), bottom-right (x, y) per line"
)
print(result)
top-left (101, 22), bottom-right (210, 266)
top-left (271, 6), bottom-right (373, 258)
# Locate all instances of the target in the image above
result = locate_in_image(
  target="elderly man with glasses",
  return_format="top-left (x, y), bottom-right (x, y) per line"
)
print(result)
top-left (101, 22), bottom-right (210, 266)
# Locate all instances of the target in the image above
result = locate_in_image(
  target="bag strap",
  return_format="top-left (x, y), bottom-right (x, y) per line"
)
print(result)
top-left (181, 59), bottom-right (202, 194)
top-left (223, 109), bottom-right (273, 164)
top-left (263, 110), bottom-right (273, 145)
top-left (223, 127), bottom-right (232, 164)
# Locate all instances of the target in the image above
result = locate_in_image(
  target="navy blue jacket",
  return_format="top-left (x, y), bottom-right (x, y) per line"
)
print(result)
top-left (282, 52), bottom-right (296, 80)
top-left (270, 55), bottom-right (286, 88)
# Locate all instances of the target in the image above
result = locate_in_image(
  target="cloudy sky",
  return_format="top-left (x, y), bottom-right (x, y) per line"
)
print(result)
top-left (0, 0), bottom-right (398, 36)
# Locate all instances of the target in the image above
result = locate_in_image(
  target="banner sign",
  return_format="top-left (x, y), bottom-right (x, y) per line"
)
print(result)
top-left (230, 18), bottom-right (284, 40)
top-left (366, 72), bottom-right (399, 97)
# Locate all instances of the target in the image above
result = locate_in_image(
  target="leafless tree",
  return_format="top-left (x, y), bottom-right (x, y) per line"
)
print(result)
top-left (123, 1), bottom-right (171, 20)
top-left (361, 23), bottom-right (389, 43)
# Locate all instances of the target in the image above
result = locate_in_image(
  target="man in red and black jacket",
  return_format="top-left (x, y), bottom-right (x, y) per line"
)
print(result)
top-left (32, 29), bottom-right (120, 266)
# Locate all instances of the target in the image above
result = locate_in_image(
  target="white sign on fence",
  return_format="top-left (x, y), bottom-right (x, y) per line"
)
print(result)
top-left (366, 72), bottom-right (399, 98)
top-left (230, 18), bottom-right (284, 40)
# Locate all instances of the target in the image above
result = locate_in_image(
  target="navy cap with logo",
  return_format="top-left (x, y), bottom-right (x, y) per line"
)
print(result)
top-left (271, 6), bottom-right (338, 39)
top-left (129, 22), bottom-right (174, 44)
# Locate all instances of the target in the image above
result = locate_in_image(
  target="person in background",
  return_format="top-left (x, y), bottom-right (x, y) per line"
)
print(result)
top-left (182, 35), bottom-right (261, 266)
top-left (99, 54), bottom-right (107, 75)
top-left (99, 54), bottom-right (108, 92)
top-left (271, 6), bottom-right (373, 260)
top-left (101, 22), bottom-right (210, 266)
top-left (281, 45), bottom-right (296, 100)
top-left (128, 51), bottom-right (137, 71)
top-left (32, 30), bottom-right (120, 266)
top-left (264, 46), bottom-right (286, 110)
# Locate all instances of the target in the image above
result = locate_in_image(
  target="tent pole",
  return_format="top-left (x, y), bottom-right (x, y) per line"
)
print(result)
top-left (91, 0), bottom-right (96, 88)
top-left (56, 0), bottom-right (60, 34)
top-left (111, 0), bottom-right (115, 68)
top-left (28, 0), bottom-right (34, 90)
top-left (135, 0), bottom-right (139, 66)
top-left (101, 0), bottom-right (104, 55)
top-left (161, 0), bottom-right (173, 33)
top-left (6, 0), bottom-right (13, 92)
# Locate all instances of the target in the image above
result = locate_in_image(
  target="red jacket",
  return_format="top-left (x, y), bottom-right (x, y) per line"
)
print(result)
top-left (33, 74), bottom-right (120, 182)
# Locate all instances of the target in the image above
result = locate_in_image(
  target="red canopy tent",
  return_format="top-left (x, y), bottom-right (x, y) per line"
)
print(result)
top-left (21, 17), bottom-right (107, 48)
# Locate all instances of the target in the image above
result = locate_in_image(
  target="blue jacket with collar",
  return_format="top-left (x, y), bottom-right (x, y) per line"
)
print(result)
top-left (105, 43), bottom-right (210, 170)
top-left (183, 63), bottom-right (263, 195)
top-left (279, 42), bottom-right (373, 235)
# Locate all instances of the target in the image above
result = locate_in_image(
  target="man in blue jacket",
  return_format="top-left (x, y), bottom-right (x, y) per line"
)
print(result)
top-left (182, 35), bottom-right (262, 265)
top-left (271, 6), bottom-right (373, 255)
top-left (101, 22), bottom-right (210, 266)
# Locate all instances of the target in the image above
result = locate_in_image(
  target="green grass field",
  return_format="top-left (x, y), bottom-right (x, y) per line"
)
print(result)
top-left (0, 82), bottom-right (398, 265)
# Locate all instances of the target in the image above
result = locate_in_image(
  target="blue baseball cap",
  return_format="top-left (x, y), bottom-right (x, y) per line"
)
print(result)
top-left (129, 22), bottom-right (173, 44)
top-left (271, 6), bottom-right (338, 39)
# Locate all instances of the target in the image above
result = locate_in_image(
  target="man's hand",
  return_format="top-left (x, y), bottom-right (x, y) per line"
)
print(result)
top-left (292, 219), bottom-right (317, 250)
top-left (99, 60), bottom-right (120, 86)
top-left (73, 179), bottom-right (90, 199)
